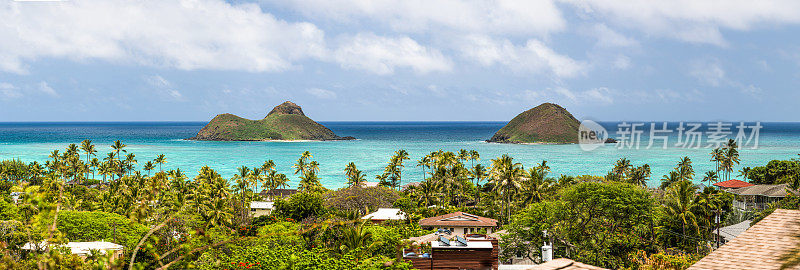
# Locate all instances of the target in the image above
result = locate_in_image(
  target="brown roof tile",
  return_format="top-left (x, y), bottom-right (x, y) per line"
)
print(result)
top-left (418, 212), bottom-right (498, 227)
top-left (688, 209), bottom-right (800, 270)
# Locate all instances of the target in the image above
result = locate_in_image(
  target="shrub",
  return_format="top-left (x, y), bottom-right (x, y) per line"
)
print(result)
top-left (56, 211), bottom-right (148, 250)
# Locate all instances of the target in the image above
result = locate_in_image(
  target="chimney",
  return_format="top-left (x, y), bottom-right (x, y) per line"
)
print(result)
top-left (541, 230), bottom-right (553, 262)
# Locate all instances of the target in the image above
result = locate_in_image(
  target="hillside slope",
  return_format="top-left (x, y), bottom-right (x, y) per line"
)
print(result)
top-left (487, 103), bottom-right (581, 144)
top-left (190, 101), bottom-right (354, 141)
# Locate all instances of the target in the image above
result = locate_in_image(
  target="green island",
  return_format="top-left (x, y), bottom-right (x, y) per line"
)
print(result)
top-left (190, 101), bottom-right (355, 141)
top-left (1, 139), bottom-right (799, 269)
top-left (487, 103), bottom-right (581, 144)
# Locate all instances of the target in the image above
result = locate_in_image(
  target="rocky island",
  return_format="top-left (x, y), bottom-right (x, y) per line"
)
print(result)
top-left (189, 101), bottom-right (355, 141)
top-left (487, 103), bottom-right (581, 144)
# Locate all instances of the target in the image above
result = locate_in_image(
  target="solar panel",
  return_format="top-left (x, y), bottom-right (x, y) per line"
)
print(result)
top-left (455, 235), bottom-right (468, 246)
top-left (438, 236), bottom-right (450, 246)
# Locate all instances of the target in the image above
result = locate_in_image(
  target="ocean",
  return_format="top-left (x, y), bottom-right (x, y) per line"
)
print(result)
top-left (1, 121), bottom-right (798, 188)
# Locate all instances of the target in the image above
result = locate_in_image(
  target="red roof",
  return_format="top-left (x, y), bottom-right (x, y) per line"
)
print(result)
top-left (713, 179), bottom-right (754, 188)
top-left (418, 212), bottom-right (498, 227)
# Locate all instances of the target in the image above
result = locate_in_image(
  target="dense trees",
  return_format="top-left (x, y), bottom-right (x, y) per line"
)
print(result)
top-left (0, 139), bottom-right (782, 270)
top-left (502, 182), bottom-right (658, 269)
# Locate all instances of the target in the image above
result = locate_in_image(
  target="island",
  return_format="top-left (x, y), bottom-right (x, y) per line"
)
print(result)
top-left (189, 101), bottom-right (355, 141)
top-left (487, 103), bottom-right (581, 144)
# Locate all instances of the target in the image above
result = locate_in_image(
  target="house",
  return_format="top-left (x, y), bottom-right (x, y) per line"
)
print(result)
top-left (10, 191), bottom-right (23, 204)
top-left (22, 241), bottom-right (124, 260)
top-left (259, 189), bottom-right (297, 200)
top-left (361, 181), bottom-right (380, 188)
top-left (404, 234), bottom-right (499, 270)
top-left (688, 209), bottom-right (800, 270)
top-left (419, 212), bottom-right (498, 235)
top-left (250, 201), bottom-right (274, 217)
top-left (725, 183), bottom-right (795, 211)
top-left (361, 208), bottom-right (405, 224)
top-left (711, 220), bottom-right (751, 244)
top-left (712, 179), bottom-right (754, 191)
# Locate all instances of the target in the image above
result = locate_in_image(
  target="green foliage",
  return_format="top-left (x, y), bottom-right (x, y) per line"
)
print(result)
top-left (748, 159), bottom-right (800, 184)
top-left (194, 243), bottom-right (410, 270)
top-left (626, 250), bottom-right (701, 270)
top-left (502, 182), bottom-right (658, 269)
top-left (56, 210), bottom-right (148, 250)
top-left (274, 192), bottom-right (326, 221)
top-left (325, 187), bottom-right (400, 215)
top-left (0, 199), bottom-right (19, 220)
top-left (194, 110), bottom-right (347, 141)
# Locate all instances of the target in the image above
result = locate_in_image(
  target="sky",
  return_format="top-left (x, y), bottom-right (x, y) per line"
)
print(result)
top-left (1, 0), bottom-right (800, 122)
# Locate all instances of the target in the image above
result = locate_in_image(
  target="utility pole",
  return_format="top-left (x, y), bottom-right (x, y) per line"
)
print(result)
top-left (715, 209), bottom-right (721, 249)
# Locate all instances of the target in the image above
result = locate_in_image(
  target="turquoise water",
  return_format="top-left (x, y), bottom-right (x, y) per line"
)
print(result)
top-left (0, 122), bottom-right (798, 188)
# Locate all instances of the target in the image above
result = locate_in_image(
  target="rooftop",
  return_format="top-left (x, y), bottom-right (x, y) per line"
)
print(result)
top-left (419, 211), bottom-right (498, 227)
top-left (713, 179), bottom-right (754, 189)
top-left (432, 240), bottom-right (493, 249)
top-left (729, 183), bottom-right (793, 197)
top-left (250, 201), bottom-right (274, 209)
top-left (22, 241), bottom-right (124, 255)
top-left (361, 208), bottom-right (405, 221)
top-left (713, 220), bottom-right (751, 243)
top-left (688, 209), bottom-right (800, 270)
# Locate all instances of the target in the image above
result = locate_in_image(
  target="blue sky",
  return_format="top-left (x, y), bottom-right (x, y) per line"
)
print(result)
top-left (1, 0), bottom-right (800, 122)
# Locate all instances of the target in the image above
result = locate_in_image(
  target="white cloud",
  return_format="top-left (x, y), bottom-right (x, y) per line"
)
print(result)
top-left (144, 75), bottom-right (182, 100)
top-left (592, 24), bottom-right (638, 47)
top-left (0, 83), bottom-right (22, 100)
top-left (522, 87), bottom-right (613, 105)
top-left (612, 55), bottom-right (631, 69)
top-left (690, 59), bottom-right (726, 86)
top-left (274, 0), bottom-right (566, 36)
top-left (306, 87), bottom-right (337, 99)
top-left (566, 0), bottom-right (800, 46)
top-left (37, 81), bottom-right (58, 97)
top-left (460, 35), bottom-right (586, 78)
top-left (0, 0), bottom-right (326, 74)
top-left (333, 33), bottom-right (452, 75)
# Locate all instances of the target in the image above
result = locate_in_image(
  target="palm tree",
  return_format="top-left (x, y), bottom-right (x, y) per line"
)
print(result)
top-left (722, 139), bottom-right (740, 181)
top-left (89, 158), bottom-right (100, 180)
top-left (520, 168), bottom-right (554, 205)
top-left (663, 180), bottom-right (700, 248)
top-left (294, 151), bottom-right (313, 175)
top-left (339, 220), bottom-right (374, 259)
top-left (154, 154), bottom-right (166, 172)
top-left (299, 170), bottom-right (321, 191)
top-left (738, 167), bottom-right (752, 181)
top-left (702, 171), bottom-right (719, 187)
top-left (386, 149), bottom-right (410, 190)
top-left (233, 166), bottom-right (251, 195)
top-left (660, 171), bottom-right (681, 190)
top-left (344, 162), bottom-right (366, 188)
top-left (489, 154), bottom-right (525, 221)
top-left (628, 165), bottom-right (651, 187)
top-left (80, 140), bottom-right (96, 179)
top-left (710, 148), bottom-right (724, 175)
top-left (417, 156), bottom-right (430, 181)
top-left (676, 157), bottom-right (694, 181)
top-left (609, 158), bottom-right (632, 181)
top-left (143, 161), bottom-right (155, 177)
top-left (469, 150), bottom-right (480, 168)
